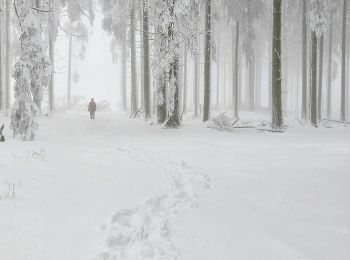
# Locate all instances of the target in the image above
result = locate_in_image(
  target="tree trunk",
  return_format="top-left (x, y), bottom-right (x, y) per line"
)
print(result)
top-left (157, 72), bottom-right (167, 124)
top-left (130, 6), bottom-right (138, 115)
top-left (327, 13), bottom-right (333, 118)
top-left (194, 50), bottom-right (199, 117)
top-left (341, 0), bottom-right (347, 121)
top-left (5, 0), bottom-right (11, 111)
top-left (217, 28), bottom-right (220, 108)
top-left (203, 0), bottom-right (211, 122)
top-left (234, 21), bottom-right (239, 118)
top-left (183, 46), bottom-right (187, 113)
top-left (166, 58), bottom-right (180, 127)
top-left (318, 34), bottom-right (324, 120)
top-left (121, 26), bottom-right (127, 111)
top-left (310, 31), bottom-right (318, 127)
top-left (301, 0), bottom-right (307, 120)
top-left (165, 2), bottom-right (180, 128)
top-left (0, 0), bottom-right (3, 112)
top-left (249, 56), bottom-right (255, 111)
top-left (272, 0), bottom-right (283, 129)
top-left (139, 7), bottom-right (144, 111)
top-left (143, 1), bottom-right (151, 119)
top-left (48, 4), bottom-right (55, 112)
top-left (67, 34), bottom-right (72, 108)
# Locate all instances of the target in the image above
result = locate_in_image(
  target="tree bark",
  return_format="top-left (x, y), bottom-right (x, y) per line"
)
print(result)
top-left (310, 31), bottom-right (318, 127)
top-left (0, 1), bottom-right (3, 112)
top-left (327, 13), bottom-right (333, 118)
top-left (157, 72), bottom-right (167, 124)
top-left (341, 0), bottom-right (347, 121)
top-left (183, 46), bottom-right (187, 113)
top-left (301, 0), bottom-right (307, 120)
top-left (121, 26), bottom-right (127, 111)
top-left (5, 0), bottom-right (11, 110)
top-left (217, 28), bottom-right (220, 108)
top-left (130, 6), bottom-right (138, 115)
top-left (48, 1), bottom-right (55, 112)
top-left (194, 49), bottom-right (199, 117)
top-left (249, 56), bottom-right (255, 111)
top-left (233, 21), bottom-right (239, 118)
top-left (140, 8), bottom-right (144, 110)
top-left (67, 34), bottom-right (72, 108)
top-left (203, 0), bottom-right (211, 122)
top-left (143, 1), bottom-right (151, 119)
top-left (272, 0), bottom-right (283, 129)
top-left (318, 34), bottom-right (324, 120)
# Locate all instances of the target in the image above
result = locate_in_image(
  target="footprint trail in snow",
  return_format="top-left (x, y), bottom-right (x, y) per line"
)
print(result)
top-left (96, 146), bottom-right (210, 260)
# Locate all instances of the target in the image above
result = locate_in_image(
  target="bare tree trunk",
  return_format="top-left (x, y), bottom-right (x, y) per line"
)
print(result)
top-left (234, 21), bottom-right (239, 118)
top-left (327, 13), bottom-right (333, 118)
top-left (310, 31), bottom-right (318, 127)
top-left (121, 26), bottom-right (127, 111)
top-left (0, 1), bottom-right (3, 112)
top-left (347, 35), bottom-right (350, 118)
top-left (341, 0), bottom-right (347, 121)
top-left (5, 0), bottom-right (11, 110)
top-left (130, 6), bottom-right (138, 115)
top-left (217, 28), bottom-right (220, 108)
top-left (140, 7), bottom-right (144, 110)
top-left (157, 72), bottom-right (167, 123)
top-left (301, 0), bottom-right (307, 120)
top-left (67, 34), bottom-right (72, 108)
top-left (272, 0), bottom-right (283, 129)
top-left (143, 1), bottom-right (151, 119)
top-left (194, 43), bottom-right (199, 117)
top-left (249, 56), bottom-right (255, 111)
top-left (203, 0), bottom-right (211, 122)
top-left (223, 47), bottom-right (226, 108)
top-left (318, 34), bottom-right (324, 121)
top-left (48, 1), bottom-right (55, 112)
top-left (183, 46), bottom-right (187, 113)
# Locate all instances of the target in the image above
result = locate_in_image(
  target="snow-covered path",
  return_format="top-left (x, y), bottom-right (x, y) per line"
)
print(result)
top-left (1, 111), bottom-right (350, 260)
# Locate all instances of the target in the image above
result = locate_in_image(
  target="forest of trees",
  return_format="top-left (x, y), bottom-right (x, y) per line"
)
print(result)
top-left (0, 0), bottom-right (349, 140)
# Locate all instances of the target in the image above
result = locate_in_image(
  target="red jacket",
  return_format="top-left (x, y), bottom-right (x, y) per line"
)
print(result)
top-left (88, 101), bottom-right (97, 112)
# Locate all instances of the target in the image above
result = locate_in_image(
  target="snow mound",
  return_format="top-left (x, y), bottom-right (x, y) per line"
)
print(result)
top-left (96, 146), bottom-right (210, 260)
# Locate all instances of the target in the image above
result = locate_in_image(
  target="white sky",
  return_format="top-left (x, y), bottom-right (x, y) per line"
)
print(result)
top-left (55, 12), bottom-right (121, 110)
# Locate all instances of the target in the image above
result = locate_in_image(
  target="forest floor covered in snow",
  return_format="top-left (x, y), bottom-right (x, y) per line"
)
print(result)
top-left (0, 111), bottom-right (350, 260)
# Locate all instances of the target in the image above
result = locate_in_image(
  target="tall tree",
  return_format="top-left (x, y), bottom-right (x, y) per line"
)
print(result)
top-left (310, 31), bottom-right (318, 127)
top-left (233, 21), bottom-right (240, 118)
top-left (309, 0), bottom-right (328, 126)
top-left (318, 34), bottom-right (324, 120)
top-left (301, 0), bottom-right (308, 120)
top-left (143, 0), bottom-right (151, 119)
top-left (121, 27), bottom-right (127, 111)
top-left (327, 12), bottom-right (333, 118)
top-left (341, 0), bottom-right (347, 121)
top-left (183, 46), bottom-right (188, 113)
top-left (5, 0), bottom-right (11, 110)
top-left (203, 0), bottom-right (212, 122)
top-left (130, 4), bottom-right (138, 115)
top-left (0, 0), bottom-right (3, 112)
top-left (67, 34), bottom-right (73, 108)
top-left (272, 0), bottom-right (283, 129)
top-left (11, 0), bottom-right (50, 140)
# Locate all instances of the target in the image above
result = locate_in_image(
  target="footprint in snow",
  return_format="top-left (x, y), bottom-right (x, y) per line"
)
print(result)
top-left (95, 147), bottom-right (210, 260)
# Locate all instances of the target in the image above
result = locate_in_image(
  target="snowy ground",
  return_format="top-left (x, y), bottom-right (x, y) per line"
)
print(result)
top-left (0, 111), bottom-right (350, 260)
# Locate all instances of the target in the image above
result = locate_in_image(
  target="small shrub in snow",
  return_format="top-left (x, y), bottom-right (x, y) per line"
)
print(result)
top-left (211, 113), bottom-right (235, 131)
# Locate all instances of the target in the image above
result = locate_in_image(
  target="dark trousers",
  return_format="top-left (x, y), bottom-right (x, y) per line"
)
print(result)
top-left (90, 111), bottom-right (95, 119)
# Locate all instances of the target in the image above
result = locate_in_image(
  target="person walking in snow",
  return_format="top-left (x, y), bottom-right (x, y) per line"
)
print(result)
top-left (88, 98), bottom-right (97, 120)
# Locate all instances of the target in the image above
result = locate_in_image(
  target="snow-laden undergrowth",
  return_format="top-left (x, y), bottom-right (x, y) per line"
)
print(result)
top-left (96, 146), bottom-right (210, 260)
